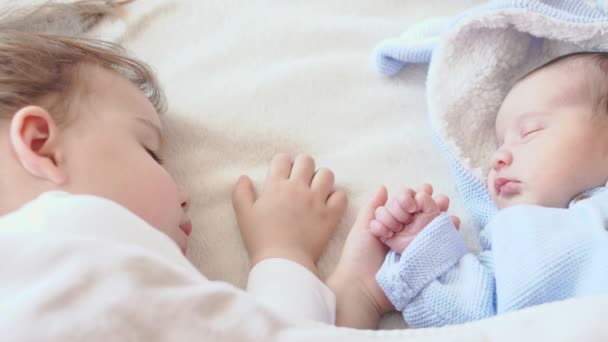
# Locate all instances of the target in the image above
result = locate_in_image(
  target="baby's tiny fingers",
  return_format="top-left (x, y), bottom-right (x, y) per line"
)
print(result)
top-left (415, 191), bottom-right (439, 214)
top-left (451, 215), bottom-right (461, 230)
top-left (417, 183), bottom-right (433, 196)
top-left (375, 206), bottom-right (404, 232)
top-left (386, 198), bottom-right (412, 224)
top-left (435, 194), bottom-right (450, 212)
top-left (370, 219), bottom-right (394, 239)
top-left (397, 188), bottom-right (417, 213)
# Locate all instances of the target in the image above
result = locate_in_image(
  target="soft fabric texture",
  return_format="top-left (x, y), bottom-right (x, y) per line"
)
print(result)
top-left (377, 186), bottom-right (608, 327)
top-left (248, 258), bottom-right (336, 324)
top-left (2, 192), bottom-right (608, 341)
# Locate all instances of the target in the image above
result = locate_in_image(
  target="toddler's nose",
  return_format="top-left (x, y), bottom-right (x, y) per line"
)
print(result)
top-left (180, 191), bottom-right (191, 212)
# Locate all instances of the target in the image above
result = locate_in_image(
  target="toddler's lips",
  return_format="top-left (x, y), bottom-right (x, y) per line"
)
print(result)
top-left (180, 221), bottom-right (193, 236)
top-left (495, 177), bottom-right (520, 195)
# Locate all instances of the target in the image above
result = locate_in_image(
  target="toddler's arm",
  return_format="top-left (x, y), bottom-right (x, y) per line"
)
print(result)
top-left (326, 187), bottom-right (394, 329)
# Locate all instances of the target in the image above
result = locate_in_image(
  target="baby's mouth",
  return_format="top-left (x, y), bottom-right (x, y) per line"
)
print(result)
top-left (495, 177), bottom-right (521, 195)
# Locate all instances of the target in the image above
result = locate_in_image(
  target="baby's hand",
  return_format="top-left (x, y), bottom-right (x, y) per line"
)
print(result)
top-left (232, 154), bottom-right (347, 276)
top-left (370, 184), bottom-right (457, 254)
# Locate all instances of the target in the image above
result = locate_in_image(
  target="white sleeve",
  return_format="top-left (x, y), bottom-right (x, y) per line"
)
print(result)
top-left (2, 193), bottom-right (605, 341)
top-left (247, 258), bottom-right (336, 324)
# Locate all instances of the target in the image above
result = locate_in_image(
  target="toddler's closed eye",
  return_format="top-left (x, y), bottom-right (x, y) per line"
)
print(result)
top-left (146, 148), bottom-right (164, 164)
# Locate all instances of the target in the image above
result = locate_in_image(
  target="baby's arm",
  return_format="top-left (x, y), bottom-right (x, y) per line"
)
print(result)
top-left (232, 153), bottom-right (347, 323)
top-left (370, 185), bottom-right (496, 328)
top-left (377, 213), bottom-right (496, 327)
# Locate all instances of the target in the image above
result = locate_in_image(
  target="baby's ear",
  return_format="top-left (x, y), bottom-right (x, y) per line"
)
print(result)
top-left (9, 106), bottom-right (66, 184)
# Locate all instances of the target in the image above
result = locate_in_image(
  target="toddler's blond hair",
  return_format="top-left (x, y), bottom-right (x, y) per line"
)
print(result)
top-left (0, 0), bottom-right (165, 125)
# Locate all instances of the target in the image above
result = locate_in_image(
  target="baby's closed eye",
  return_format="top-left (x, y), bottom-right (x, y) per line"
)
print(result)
top-left (519, 121), bottom-right (544, 141)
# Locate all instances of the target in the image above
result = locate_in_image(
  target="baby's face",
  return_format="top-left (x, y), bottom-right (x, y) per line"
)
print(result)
top-left (60, 65), bottom-right (192, 253)
top-left (488, 63), bottom-right (608, 209)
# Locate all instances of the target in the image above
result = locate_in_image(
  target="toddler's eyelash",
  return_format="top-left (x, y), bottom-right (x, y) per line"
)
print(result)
top-left (146, 148), bottom-right (164, 164)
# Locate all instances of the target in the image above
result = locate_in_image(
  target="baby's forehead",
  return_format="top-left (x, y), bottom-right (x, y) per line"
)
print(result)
top-left (537, 56), bottom-right (604, 98)
top-left (511, 58), bottom-right (599, 107)
top-left (496, 58), bottom-right (600, 132)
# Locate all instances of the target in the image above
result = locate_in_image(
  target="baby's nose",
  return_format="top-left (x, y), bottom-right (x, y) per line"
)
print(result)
top-left (492, 147), bottom-right (512, 170)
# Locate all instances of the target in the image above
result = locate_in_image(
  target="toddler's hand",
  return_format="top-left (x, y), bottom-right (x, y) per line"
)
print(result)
top-left (326, 186), bottom-right (394, 328)
top-left (232, 154), bottom-right (347, 275)
top-left (370, 184), bottom-right (459, 253)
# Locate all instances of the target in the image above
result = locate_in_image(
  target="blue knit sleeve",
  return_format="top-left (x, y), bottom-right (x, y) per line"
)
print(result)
top-left (376, 213), bottom-right (496, 327)
top-left (487, 193), bottom-right (608, 313)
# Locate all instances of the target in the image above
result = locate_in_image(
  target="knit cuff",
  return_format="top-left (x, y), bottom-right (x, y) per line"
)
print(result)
top-left (376, 213), bottom-right (467, 311)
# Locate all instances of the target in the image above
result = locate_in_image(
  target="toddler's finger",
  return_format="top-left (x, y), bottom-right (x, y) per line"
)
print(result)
top-left (326, 190), bottom-right (348, 217)
top-left (397, 187), bottom-right (417, 213)
top-left (354, 186), bottom-right (388, 233)
top-left (370, 219), bottom-right (394, 239)
top-left (232, 175), bottom-right (256, 217)
top-left (375, 206), bottom-right (404, 232)
top-left (386, 198), bottom-right (412, 224)
top-left (290, 154), bottom-right (315, 185)
top-left (311, 168), bottom-right (335, 199)
top-left (266, 153), bottom-right (293, 184)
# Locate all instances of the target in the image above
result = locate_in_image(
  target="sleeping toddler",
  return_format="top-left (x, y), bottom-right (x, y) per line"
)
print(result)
top-left (0, 0), bottom-right (347, 326)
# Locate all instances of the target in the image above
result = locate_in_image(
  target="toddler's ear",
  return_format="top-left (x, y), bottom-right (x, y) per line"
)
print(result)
top-left (9, 106), bottom-right (66, 184)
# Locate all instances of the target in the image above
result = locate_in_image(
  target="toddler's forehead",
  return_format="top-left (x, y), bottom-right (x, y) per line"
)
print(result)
top-left (60, 65), bottom-right (161, 134)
